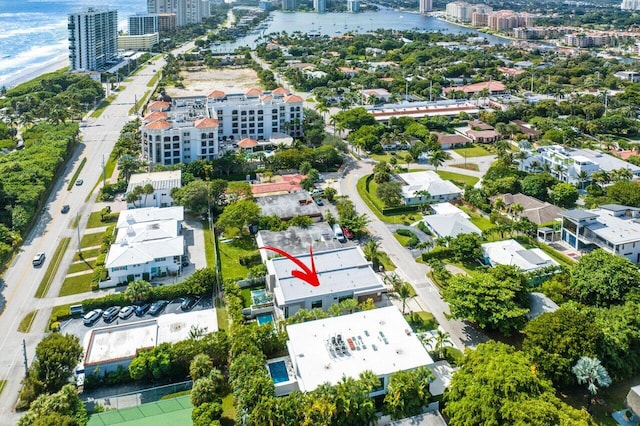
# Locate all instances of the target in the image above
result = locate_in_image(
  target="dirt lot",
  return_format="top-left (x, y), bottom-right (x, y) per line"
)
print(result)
top-left (166, 67), bottom-right (261, 97)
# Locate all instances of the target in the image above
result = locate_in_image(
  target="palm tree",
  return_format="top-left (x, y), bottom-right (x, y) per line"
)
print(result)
top-left (142, 183), bottom-right (155, 206)
top-left (572, 356), bottom-right (612, 411)
top-left (124, 280), bottom-right (152, 303)
top-left (428, 330), bottom-right (452, 360)
top-left (510, 202), bottom-right (524, 219)
top-left (391, 282), bottom-right (415, 315)
top-left (363, 239), bottom-right (382, 270)
top-left (577, 170), bottom-right (589, 190)
top-left (429, 149), bottom-right (450, 171)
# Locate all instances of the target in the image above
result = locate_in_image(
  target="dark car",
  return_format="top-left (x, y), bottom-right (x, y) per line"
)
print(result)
top-left (181, 296), bottom-right (198, 311)
top-left (118, 306), bottom-right (135, 319)
top-left (314, 198), bottom-right (324, 206)
top-left (149, 300), bottom-right (169, 316)
top-left (61, 205), bottom-right (70, 214)
top-left (83, 309), bottom-right (103, 326)
top-left (102, 306), bottom-right (121, 322)
top-left (135, 303), bottom-right (151, 316)
top-left (342, 227), bottom-right (355, 240)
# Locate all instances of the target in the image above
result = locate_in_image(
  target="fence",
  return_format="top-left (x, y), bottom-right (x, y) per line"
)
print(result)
top-left (84, 380), bottom-right (193, 411)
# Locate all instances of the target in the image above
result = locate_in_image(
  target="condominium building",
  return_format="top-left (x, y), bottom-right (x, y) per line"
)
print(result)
top-left (157, 13), bottom-right (177, 32)
top-left (118, 33), bottom-right (159, 50)
top-left (68, 8), bottom-right (118, 71)
top-left (347, 0), bottom-right (360, 13)
top-left (419, 0), bottom-right (433, 14)
top-left (563, 33), bottom-right (610, 48)
top-left (141, 88), bottom-right (304, 166)
top-left (621, 0), bottom-right (640, 10)
top-left (445, 2), bottom-right (492, 23)
top-left (518, 145), bottom-right (640, 185)
top-left (147, 0), bottom-right (209, 26)
top-left (313, 0), bottom-right (326, 13)
top-left (129, 14), bottom-right (159, 35)
top-left (472, 10), bottom-right (533, 30)
top-left (282, 0), bottom-right (297, 11)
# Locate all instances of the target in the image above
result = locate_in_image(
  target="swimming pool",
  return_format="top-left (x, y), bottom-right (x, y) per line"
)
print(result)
top-left (251, 289), bottom-right (272, 306)
top-left (257, 313), bottom-right (274, 325)
top-left (268, 361), bottom-right (289, 383)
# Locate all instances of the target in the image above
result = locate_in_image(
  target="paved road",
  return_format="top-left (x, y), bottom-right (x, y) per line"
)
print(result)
top-left (340, 156), bottom-right (488, 351)
top-left (0, 41), bottom-right (197, 423)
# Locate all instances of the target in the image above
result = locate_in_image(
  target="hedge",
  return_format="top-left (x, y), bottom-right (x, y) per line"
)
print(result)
top-left (421, 247), bottom-right (454, 261)
top-left (382, 205), bottom-right (420, 215)
top-left (239, 251), bottom-right (262, 267)
top-left (417, 221), bottom-right (431, 235)
top-left (396, 228), bottom-right (417, 237)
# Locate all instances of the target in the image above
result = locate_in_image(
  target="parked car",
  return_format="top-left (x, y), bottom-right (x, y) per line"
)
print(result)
top-left (310, 189), bottom-right (324, 196)
top-left (135, 303), bottom-right (151, 316)
top-left (333, 223), bottom-right (347, 243)
top-left (32, 252), bottom-right (45, 267)
top-left (83, 309), bottom-right (103, 325)
top-left (314, 198), bottom-right (324, 206)
top-left (75, 179), bottom-right (83, 186)
top-left (342, 227), bottom-right (355, 240)
top-left (118, 306), bottom-right (135, 319)
top-left (149, 300), bottom-right (169, 316)
top-left (102, 306), bottom-right (121, 322)
top-left (61, 205), bottom-right (70, 214)
top-left (181, 296), bottom-right (197, 311)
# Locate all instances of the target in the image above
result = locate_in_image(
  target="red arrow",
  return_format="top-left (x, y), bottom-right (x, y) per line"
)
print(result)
top-left (259, 245), bottom-right (320, 287)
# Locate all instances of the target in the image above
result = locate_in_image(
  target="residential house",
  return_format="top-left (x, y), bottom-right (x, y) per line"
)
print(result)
top-left (432, 132), bottom-right (471, 149)
top-left (126, 170), bottom-right (181, 208)
top-left (481, 239), bottom-right (559, 273)
top-left (490, 193), bottom-right (563, 225)
top-left (561, 205), bottom-right (640, 264)
top-left (256, 192), bottom-right (322, 222)
top-left (396, 171), bottom-right (463, 205)
top-left (423, 202), bottom-right (481, 238)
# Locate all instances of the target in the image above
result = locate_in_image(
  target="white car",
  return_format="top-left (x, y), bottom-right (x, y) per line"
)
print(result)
top-left (83, 309), bottom-right (103, 325)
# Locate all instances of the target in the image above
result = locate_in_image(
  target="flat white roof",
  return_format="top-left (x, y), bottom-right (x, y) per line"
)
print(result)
top-left (114, 220), bottom-right (179, 244)
top-left (430, 202), bottom-right (469, 218)
top-left (83, 310), bottom-right (218, 366)
top-left (584, 208), bottom-right (640, 245)
top-left (285, 306), bottom-right (433, 392)
top-left (269, 246), bottom-right (385, 305)
top-left (127, 170), bottom-right (182, 193)
top-left (106, 235), bottom-right (184, 268)
top-left (116, 206), bottom-right (184, 229)
top-left (482, 239), bottom-right (558, 272)
top-left (423, 213), bottom-right (481, 238)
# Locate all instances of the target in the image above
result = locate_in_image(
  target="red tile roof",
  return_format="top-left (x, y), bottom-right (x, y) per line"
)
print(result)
top-left (284, 94), bottom-right (304, 103)
top-left (251, 181), bottom-right (303, 195)
top-left (245, 88), bottom-right (262, 96)
top-left (145, 120), bottom-right (172, 130)
top-left (272, 87), bottom-right (290, 95)
top-left (144, 111), bottom-right (168, 122)
top-left (147, 101), bottom-right (170, 111)
top-left (194, 118), bottom-right (219, 128)
top-left (444, 80), bottom-right (506, 94)
top-left (238, 138), bottom-right (258, 148)
top-left (207, 90), bottom-right (226, 99)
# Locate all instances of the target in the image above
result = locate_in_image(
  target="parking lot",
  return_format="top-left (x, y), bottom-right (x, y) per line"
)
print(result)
top-left (60, 296), bottom-right (214, 344)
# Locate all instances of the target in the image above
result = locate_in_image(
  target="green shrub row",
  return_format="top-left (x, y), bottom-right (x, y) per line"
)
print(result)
top-left (421, 247), bottom-right (454, 261)
top-left (396, 228), bottom-right (416, 237)
top-left (382, 205), bottom-right (420, 215)
top-left (239, 251), bottom-right (262, 267)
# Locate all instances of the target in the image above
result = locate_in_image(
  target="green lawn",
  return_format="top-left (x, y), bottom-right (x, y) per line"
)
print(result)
top-left (404, 311), bottom-right (438, 332)
top-left (68, 259), bottom-right (96, 274)
top-left (73, 248), bottom-right (101, 262)
top-left (379, 251), bottom-right (396, 271)
top-left (0, 380), bottom-right (5, 397)
top-left (218, 237), bottom-right (255, 281)
top-left (369, 151), bottom-right (409, 164)
top-left (469, 215), bottom-right (493, 231)
top-left (394, 232), bottom-right (412, 247)
top-left (18, 310), bottom-right (38, 333)
top-left (356, 175), bottom-right (420, 225)
top-left (87, 211), bottom-right (112, 229)
top-left (34, 237), bottom-right (71, 298)
top-left (453, 144), bottom-right (491, 157)
top-left (221, 393), bottom-right (236, 426)
top-left (80, 232), bottom-right (105, 249)
top-left (59, 274), bottom-right (92, 297)
top-left (435, 170), bottom-right (479, 188)
top-left (202, 221), bottom-right (215, 268)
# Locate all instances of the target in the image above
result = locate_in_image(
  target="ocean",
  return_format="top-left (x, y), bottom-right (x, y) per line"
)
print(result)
top-left (0, 1), bottom-right (508, 89)
top-left (0, 0), bottom-right (145, 88)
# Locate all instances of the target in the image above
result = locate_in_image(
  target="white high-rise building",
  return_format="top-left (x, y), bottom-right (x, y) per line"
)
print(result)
top-left (129, 14), bottom-right (159, 35)
top-left (68, 8), bottom-right (118, 71)
top-left (147, 0), bottom-right (209, 26)
top-left (446, 1), bottom-right (492, 22)
top-left (313, 0), bottom-right (326, 13)
top-left (347, 0), bottom-right (360, 12)
top-left (621, 0), bottom-right (640, 9)
top-left (419, 0), bottom-right (432, 14)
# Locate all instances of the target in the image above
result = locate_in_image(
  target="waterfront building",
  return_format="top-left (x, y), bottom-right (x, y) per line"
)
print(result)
top-left (445, 2), bottom-right (492, 23)
top-left (68, 8), bottom-right (118, 72)
top-left (561, 205), bottom-right (640, 264)
top-left (313, 0), bottom-right (326, 13)
top-left (347, 0), bottom-right (360, 13)
top-left (129, 13), bottom-right (159, 35)
top-left (282, 0), bottom-right (297, 11)
top-left (147, 0), bottom-right (209, 26)
top-left (419, 0), bottom-right (433, 14)
top-left (563, 33), bottom-right (610, 48)
top-left (118, 33), bottom-right (159, 51)
top-left (141, 88), bottom-right (304, 166)
top-left (621, 0), bottom-right (640, 10)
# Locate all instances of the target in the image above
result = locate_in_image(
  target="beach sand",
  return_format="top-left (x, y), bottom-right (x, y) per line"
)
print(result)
top-left (0, 54), bottom-right (70, 89)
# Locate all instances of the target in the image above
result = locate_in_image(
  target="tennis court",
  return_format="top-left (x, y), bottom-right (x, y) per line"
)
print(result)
top-left (88, 395), bottom-right (192, 426)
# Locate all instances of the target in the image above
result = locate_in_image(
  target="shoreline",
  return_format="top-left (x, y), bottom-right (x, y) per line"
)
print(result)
top-left (435, 16), bottom-right (514, 42)
top-left (0, 54), bottom-right (69, 90)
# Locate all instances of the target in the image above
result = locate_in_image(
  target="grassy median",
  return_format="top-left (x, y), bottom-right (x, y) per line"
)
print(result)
top-left (34, 237), bottom-right (71, 298)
